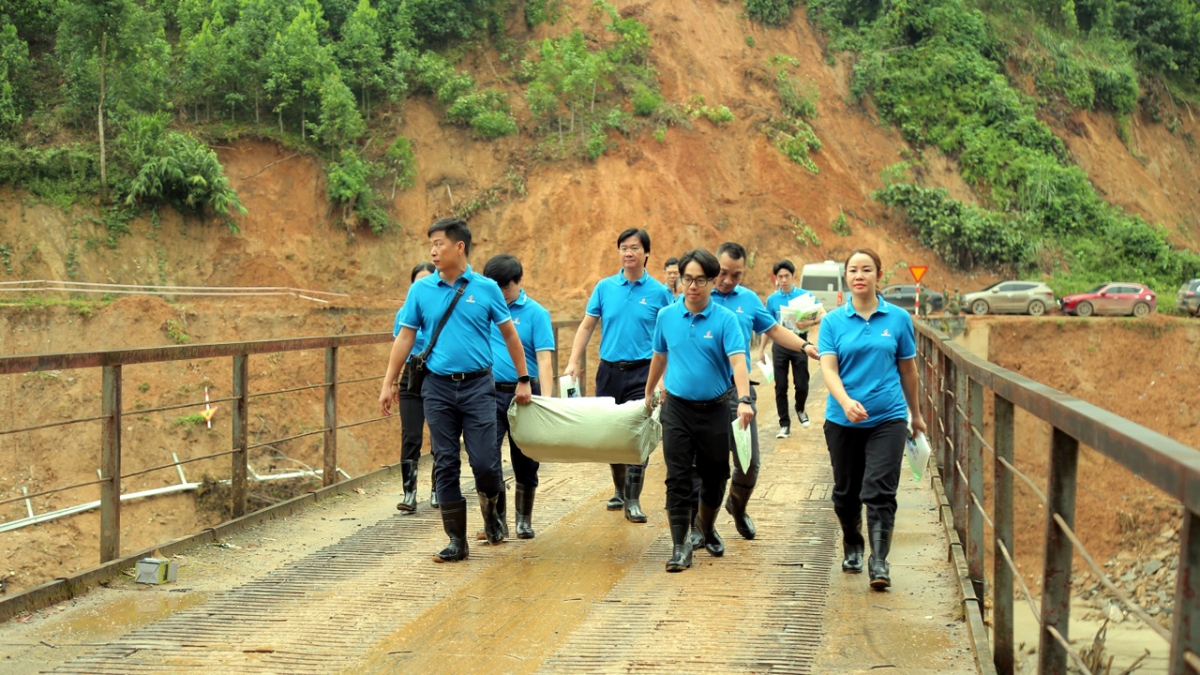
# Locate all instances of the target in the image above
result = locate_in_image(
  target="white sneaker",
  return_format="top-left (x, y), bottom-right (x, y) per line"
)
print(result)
top-left (776, 426), bottom-right (791, 439)
top-left (799, 412), bottom-right (811, 428)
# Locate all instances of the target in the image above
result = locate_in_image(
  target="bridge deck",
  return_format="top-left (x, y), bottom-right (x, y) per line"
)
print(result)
top-left (0, 396), bottom-right (978, 674)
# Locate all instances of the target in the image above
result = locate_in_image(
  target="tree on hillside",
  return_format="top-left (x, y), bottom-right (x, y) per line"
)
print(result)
top-left (313, 70), bottom-right (365, 149)
top-left (335, 0), bottom-right (385, 119)
top-left (0, 20), bottom-right (30, 136)
top-left (181, 14), bottom-right (226, 123)
top-left (56, 0), bottom-right (171, 202)
top-left (264, 7), bottom-right (336, 139)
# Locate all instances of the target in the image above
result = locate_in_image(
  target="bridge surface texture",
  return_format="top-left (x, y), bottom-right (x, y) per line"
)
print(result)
top-left (0, 384), bottom-right (976, 674)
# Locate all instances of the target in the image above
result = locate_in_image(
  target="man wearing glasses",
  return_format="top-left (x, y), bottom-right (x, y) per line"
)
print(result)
top-left (707, 242), bottom-right (818, 542)
top-left (564, 228), bottom-right (672, 523)
top-left (645, 248), bottom-right (753, 572)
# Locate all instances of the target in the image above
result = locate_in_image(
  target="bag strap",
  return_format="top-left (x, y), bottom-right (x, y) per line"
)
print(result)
top-left (420, 277), bottom-right (471, 361)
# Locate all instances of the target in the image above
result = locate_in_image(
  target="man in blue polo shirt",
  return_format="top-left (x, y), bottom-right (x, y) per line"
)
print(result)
top-left (564, 228), bottom-right (672, 524)
top-left (761, 259), bottom-right (825, 438)
top-left (378, 218), bottom-right (533, 564)
top-left (645, 248), bottom-right (753, 572)
top-left (708, 243), bottom-right (818, 542)
top-left (483, 254), bottom-right (555, 540)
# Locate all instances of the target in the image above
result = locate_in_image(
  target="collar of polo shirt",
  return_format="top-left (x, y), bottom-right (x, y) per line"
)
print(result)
top-left (510, 289), bottom-right (529, 307)
top-left (618, 269), bottom-right (649, 286)
top-left (680, 298), bottom-right (713, 318)
top-left (437, 264), bottom-right (474, 286)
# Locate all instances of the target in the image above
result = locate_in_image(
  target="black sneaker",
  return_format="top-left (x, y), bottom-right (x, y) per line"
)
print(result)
top-left (799, 412), bottom-right (811, 428)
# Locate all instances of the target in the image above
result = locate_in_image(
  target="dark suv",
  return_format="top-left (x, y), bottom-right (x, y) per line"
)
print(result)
top-left (1178, 279), bottom-right (1200, 317)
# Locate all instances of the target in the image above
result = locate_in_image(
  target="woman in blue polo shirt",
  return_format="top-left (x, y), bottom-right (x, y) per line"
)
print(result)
top-left (645, 248), bottom-right (753, 573)
top-left (395, 262), bottom-right (436, 512)
top-left (818, 248), bottom-right (926, 590)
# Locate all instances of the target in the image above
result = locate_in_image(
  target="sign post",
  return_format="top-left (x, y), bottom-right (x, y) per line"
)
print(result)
top-left (908, 265), bottom-right (929, 315)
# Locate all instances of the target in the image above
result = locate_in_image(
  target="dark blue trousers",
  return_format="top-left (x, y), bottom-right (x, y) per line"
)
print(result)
top-left (494, 382), bottom-right (542, 487)
top-left (422, 373), bottom-right (503, 504)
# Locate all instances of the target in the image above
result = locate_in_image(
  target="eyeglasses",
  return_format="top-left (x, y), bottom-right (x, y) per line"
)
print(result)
top-left (680, 276), bottom-right (709, 288)
top-left (619, 246), bottom-right (644, 254)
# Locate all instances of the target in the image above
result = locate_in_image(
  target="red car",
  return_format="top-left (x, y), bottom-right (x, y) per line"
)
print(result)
top-left (1058, 282), bottom-right (1157, 317)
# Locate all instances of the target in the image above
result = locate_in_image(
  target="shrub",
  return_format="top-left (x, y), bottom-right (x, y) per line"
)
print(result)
top-left (744, 0), bottom-right (799, 26)
top-left (702, 105), bottom-right (735, 124)
top-left (326, 148), bottom-right (392, 234)
top-left (631, 84), bottom-right (662, 116)
top-left (585, 125), bottom-right (608, 160)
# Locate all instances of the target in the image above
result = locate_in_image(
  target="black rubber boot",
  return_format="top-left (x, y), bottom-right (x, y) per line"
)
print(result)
top-left (430, 468), bottom-right (440, 509)
top-left (696, 502), bottom-right (725, 557)
top-left (623, 465), bottom-right (647, 523)
top-left (687, 495), bottom-right (703, 550)
top-left (841, 516), bottom-right (865, 573)
top-left (606, 464), bottom-right (626, 510)
top-left (665, 507), bottom-right (694, 572)
top-left (724, 482), bottom-right (757, 540)
top-left (868, 521), bottom-right (893, 590)
top-left (476, 488), bottom-right (510, 541)
top-left (477, 490), bottom-right (506, 545)
top-left (514, 483), bottom-right (536, 539)
top-left (433, 500), bottom-right (469, 563)
top-left (396, 460), bottom-right (418, 512)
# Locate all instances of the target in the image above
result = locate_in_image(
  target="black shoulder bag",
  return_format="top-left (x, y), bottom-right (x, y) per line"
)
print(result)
top-left (405, 278), bottom-right (470, 394)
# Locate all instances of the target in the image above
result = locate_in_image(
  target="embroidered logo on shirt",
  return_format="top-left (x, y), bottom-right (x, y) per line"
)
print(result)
top-left (466, 295), bottom-right (476, 303)
top-left (513, 317), bottom-right (521, 325)
top-left (704, 330), bottom-right (714, 339)
top-left (736, 306), bottom-right (744, 313)
top-left (881, 328), bottom-right (892, 337)
top-left (639, 297), bottom-right (647, 305)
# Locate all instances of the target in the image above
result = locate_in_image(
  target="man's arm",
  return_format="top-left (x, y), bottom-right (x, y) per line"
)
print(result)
top-left (378, 328), bottom-right (418, 416)
top-left (643, 352), bottom-right (667, 409)
top-left (730, 355), bottom-right (753, 428)
top-left (537, 350), bottom-right (555, 396)
top-left (765, 324), bottom-right (819, 360)
top-left (564, 314), bottom-right (599, 379)
top-left (500, 321), bottom-right (532, 404)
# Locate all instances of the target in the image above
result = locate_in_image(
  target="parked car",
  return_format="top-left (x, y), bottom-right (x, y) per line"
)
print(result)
top-left (1059, 283), bottom-right (1157, 317)
top-left (962, 281), bottom-right (1056, 316)
top-left (881, 285), bottom-right (945, 313)
top-left (1177, 279), bottom-right (1200, 317)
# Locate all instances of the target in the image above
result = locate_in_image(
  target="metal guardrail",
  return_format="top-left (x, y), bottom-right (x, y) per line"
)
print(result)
top-left (0, 321), bottom-right (587, 568)
top-left (916, 320), bottom-right (1200, 675)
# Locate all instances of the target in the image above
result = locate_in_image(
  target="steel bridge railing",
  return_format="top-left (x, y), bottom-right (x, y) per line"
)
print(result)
top-left (0, 321), bottom-right (587, 567)
top-left (917, 321), bottom-right (1200, 675)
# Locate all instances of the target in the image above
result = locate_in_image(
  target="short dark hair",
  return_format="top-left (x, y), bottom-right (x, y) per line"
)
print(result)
top-left (715, 242), bottom-right (747, 261)
top-left (772, 259), bottom-right (795, 275)
top-left (483, 254), bottom-right (523, 288)
top-left (677, 248), bottom-right (720, 280)
top-left (410, 261), bottom-right (436, 282)
top-left (428, 217), bottom-right (472, 256)
top-left (616, 228), bottom-right (651, 253)
top-left (663, 257), bottom-right (679, 269)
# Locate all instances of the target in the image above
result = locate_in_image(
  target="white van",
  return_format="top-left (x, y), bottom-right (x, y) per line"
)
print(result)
top-left (799, 260), bottom-right (847, 310)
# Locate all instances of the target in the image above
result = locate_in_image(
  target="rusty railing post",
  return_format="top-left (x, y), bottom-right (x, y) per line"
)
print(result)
top-left (324, 346), bottom-right (338, 486)
top-left (993, 394), bottom-right (1016, 675)
top-left (953, 362), bottom-right (968, 546)
top-left (1037, 428), bottom-right (1079, 675)
top-left (941, 355), bottom-right (955, 490)
top-left (1169, 509), bottom-right (1200, 674)
top-left (967, 377), bottom-right (986, 605)
top-left (100, 364), bottom-right (122, 562)
top-left (231, 354), bottom-right (248, 518)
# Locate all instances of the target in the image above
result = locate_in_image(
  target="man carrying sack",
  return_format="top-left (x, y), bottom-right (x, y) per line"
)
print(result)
top-left (378, 218), bottom-right (533, 563)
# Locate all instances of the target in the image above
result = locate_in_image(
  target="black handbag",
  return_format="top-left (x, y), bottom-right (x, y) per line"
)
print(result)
top-left (405, 279), bottom-right (470, 394)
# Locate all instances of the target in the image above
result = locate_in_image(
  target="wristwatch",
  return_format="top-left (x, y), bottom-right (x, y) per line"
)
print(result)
top-left (737, 396), bottom-right (752, 405)
top-left (518, 375), bottom-right (532, 384)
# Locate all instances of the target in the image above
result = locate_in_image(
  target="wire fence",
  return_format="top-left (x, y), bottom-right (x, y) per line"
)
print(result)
top-left (916, 321), bottom-right (1200, 675)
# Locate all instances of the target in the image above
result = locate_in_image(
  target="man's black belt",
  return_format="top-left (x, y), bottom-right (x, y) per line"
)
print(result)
top-left (602, 359), bottom-right (651, 371)
top-left (430, 368), bottom-right (491, 382)
top-left (668, 392), bottom-right (730, 410)
top-left (495, 378), bottom-right (538, 393)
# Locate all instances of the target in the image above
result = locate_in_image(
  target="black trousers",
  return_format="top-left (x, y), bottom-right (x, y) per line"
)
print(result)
top-left (823, 418), bottom-right (908, 529)
top-left (397, 362), bottom-right (425, 465)
top-left (596, 360), bottom-right (652, 469)
top-left (773, 344), bottom-right (809, 427)
top-left (494, 382), bottom-right (542, 487)
top-left (662, 394), bottom-right (731, 511)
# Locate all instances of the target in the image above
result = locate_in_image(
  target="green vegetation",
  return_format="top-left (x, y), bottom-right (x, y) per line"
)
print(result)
top-left (832, 209), bottom-right (851, 236)
top-left (744, 0), bottom-right (799, 25)
top-left (790, 216), bottom-right (821, 246)
top-left (172, 412), bottom-right (207, 428)
top-left (806, 0), bottom-right (1200, 294)
top-left (163, 318), bottom-right (189, 344)
top-left (760, 56), bottom-right (822, 172)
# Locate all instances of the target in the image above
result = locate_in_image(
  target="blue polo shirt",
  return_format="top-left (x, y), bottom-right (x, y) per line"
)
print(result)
top-left (766, 286), bottom-right (811, 323)
top-left (489, 290), bottom-right (555, 383)
top-left (817, 298), bottom-right (916, 428)
top-left (652, 300), bottom-right (745, 401)
top-left (397, 266), bottom-right (512, 376)
top-left (393, 308), bottom-right (428, 359)
top-left (711, 286), bottom-right (777, 371)
top-left (585, 269), bottom-right (673, 362)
